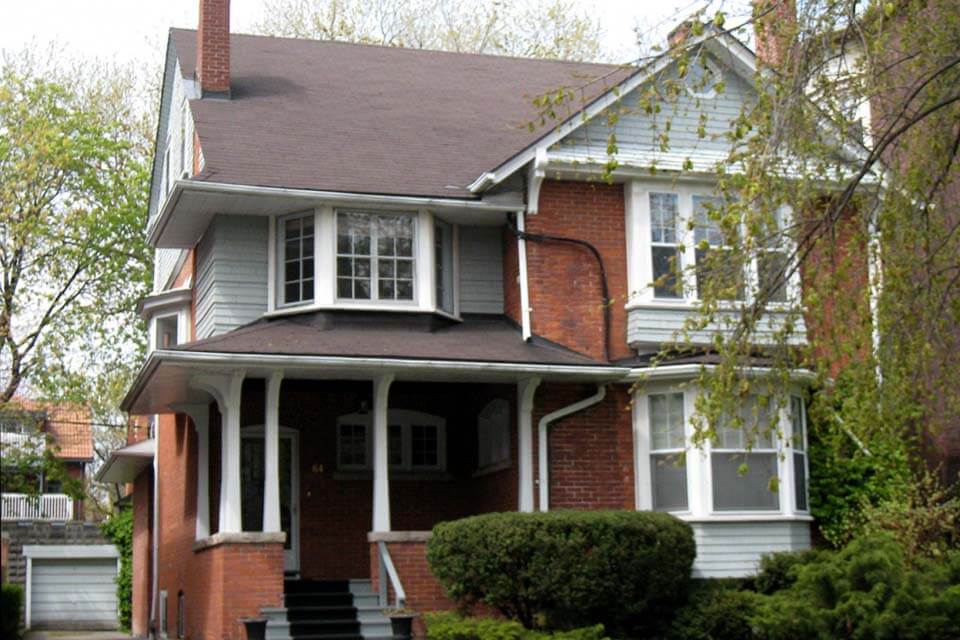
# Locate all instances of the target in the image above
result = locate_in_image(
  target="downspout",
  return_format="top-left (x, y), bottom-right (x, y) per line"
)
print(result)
top-left (516, 210), bottom-right (533, 341)
top-left (150, 416), bottom-right (160, 637)
top-left (538, 385), bottom-right (607, 511)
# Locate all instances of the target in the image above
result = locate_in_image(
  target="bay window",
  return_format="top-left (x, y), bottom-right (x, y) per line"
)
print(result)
top-left (435, 220), bottom-right (454, 313)
top-left (693, 195), bottom-right (744, 301)
top-left (637, 388), bottom-right (809, 518)
top-left (650, 193), bottom-right (683, 299)
top-left (279, 212), bottom-right (315, 305)
top-left (755, 206), bottom-right (791, 303)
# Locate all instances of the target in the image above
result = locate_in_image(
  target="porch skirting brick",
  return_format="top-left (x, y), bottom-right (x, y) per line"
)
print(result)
top-left (190, 538), bottom-right (284, 640)
top-left (369, 534), bottom-right (454, 632)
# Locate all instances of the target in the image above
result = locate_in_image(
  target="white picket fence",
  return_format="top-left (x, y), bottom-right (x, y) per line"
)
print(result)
top-left (0, 493), bottom-right (74, 521)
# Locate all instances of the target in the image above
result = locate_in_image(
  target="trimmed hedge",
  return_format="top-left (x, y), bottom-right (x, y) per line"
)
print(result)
top-left (1, 584), bottom-right (23, 640)
top-left (426, 511), bottom-right (695, 634)
top-left (425, 612), bottom-right (607, 640)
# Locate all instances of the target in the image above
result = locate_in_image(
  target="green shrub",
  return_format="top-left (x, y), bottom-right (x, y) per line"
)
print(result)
top-left (424, 612), bottom-right (607, 640)
top-left (666, 580), bottom-right (757, 640)
top-left (753, 549), bottom-right (822, 595)
top-left (1, 584), bottom-right (23, 640)
top-left (426, 511), bottom-right (695, 634)
top-left (749, 535), bottom-right (960, 639)
top-left (101, 507), bottom-right (133, 630)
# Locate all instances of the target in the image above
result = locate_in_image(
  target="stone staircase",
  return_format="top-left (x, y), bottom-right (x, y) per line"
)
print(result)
top-left (263, 579), bottom-right (393, 640)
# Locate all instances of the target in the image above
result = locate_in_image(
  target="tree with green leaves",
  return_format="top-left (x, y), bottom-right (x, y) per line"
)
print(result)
top-left (256, 0), bottom-right (608, 61)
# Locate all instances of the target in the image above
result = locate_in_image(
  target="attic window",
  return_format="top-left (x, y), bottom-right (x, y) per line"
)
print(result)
top-left (683, 54), bottom-right (720, 98)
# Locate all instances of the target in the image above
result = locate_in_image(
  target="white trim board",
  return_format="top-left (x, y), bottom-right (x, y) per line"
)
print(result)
top-left (22, 544), bottom-right (120, 559)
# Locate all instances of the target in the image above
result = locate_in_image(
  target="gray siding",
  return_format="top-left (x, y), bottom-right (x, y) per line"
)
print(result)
top-left (556, 57), bottom-right (754, 170)
top-left (195, 215), bottom-right (269, 338)
top-left (459, 226), bottom-right (504, 314)
top-left (691, 521), bottom-right (811, 578)
top-left (627, 307), bottom-right (806, 349)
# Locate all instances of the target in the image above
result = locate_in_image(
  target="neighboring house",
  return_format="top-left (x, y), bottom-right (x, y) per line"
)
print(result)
top-left (0, 398), bottom-right (121, 631)
top-left (106, 2), bottom-right (873, 639)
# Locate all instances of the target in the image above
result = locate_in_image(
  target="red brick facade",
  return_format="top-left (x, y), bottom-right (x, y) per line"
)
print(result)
top-left (131, 468), bottom-right (153, 637)
top-left (523, 180), bottom-right (631, 362)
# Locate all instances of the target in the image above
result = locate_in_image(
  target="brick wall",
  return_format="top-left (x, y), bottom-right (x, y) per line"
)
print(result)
top-left (132, 468), bottom-right (153, 637)
top-left (532, 383), bottom-right (635, 510)
top-left (197, 0), bottom-right (231, 94)
top-left (524, 180), bottom-right (630, 361)
top-left (369, 539), bottom-right (453, 620)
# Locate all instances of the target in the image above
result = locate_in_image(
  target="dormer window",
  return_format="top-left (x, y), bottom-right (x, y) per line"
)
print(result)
top-left (280, 212), bottom-right (315, 305)
top-left (337, 211), bottom-right (416, 302)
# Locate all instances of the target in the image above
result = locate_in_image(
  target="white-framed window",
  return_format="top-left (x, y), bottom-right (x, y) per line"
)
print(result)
top-left (711, 396), bottom-right (780, 512)
top-left (683, 51), bottom-right (722, 99)
top-left (754, 205), bottom-right (791, 304)
top-left (155, 313), bottom-right (180, 349)
top-left (336, 410), bottom-right (446, 472)
top-left (435, 220), bottom-right (455, 313)
top-left (279, 212), bottom-right (315, 306)
top-left (180, 103), bottom-right (188, 178)
top-left (693, 194), bottom-right (744, 301)
top-left (650, 193), bottom-right (683, 299)
top-left (791, 395), bottom-right (809, 512)
top-left (649, 393), bottom-right (688, 511)
top-left (336, 211), bottom-right (416, 302)
top-left (477, 398), bottom-right (511, 471)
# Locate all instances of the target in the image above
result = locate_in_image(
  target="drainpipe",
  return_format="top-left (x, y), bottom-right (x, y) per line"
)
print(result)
top-left (516, 210), bottom-right (532, 341)
top-left (537, 385), bottom-right (607, 511)
top-left (150, 415), bottom-right (160, 637)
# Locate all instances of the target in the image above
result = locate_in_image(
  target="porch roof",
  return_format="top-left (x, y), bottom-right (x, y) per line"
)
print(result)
top-left (122, 312), bottom-right (631, 414)
top-left (95, 438), bottom-right (155, 484)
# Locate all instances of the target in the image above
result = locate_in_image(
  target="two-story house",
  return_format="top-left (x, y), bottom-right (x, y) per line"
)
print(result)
top-left (1, 398), bottom-right (122, 631)
top-left (109, 1), bottom-right (853, 638)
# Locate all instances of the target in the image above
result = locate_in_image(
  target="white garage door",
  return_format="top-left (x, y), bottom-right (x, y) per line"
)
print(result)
top-left (31, 557), bottom-right (119, 630)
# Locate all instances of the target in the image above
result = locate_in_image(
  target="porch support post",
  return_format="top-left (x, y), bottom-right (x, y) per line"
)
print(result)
top-left (263, 371), bottom-right (284, 533)
top-left (220, 371), bottom-right (245, 533)
top-left (517, 376), bottom-right (541, 512)
top-left (171, 403), bottom-right (211, 540)
top-left (372, 373), bottom-right (395, 532)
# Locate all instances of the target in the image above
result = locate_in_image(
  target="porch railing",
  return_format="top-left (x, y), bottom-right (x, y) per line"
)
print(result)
top-left (376, 540), bottom-right (407, 609)
top-left (1, 493), bottom-right (74, 521)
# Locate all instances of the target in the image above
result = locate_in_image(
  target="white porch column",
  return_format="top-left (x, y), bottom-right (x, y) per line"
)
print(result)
top-left (172, 403), bottom-right (211, 540)
top-left (263, 371), bottom-right (284, 533)
top-left (372, 373), bottom-right (395, 532)
top-left (517, 377), bottom-right (541, 512)
top-left (220, 371), bottom-right (245, 533)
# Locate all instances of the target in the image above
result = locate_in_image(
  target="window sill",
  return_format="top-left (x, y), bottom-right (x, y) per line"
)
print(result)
top-left (677, 513), bottom-right (814, 523)
top-left (625, 299), bottom-right (798, 314)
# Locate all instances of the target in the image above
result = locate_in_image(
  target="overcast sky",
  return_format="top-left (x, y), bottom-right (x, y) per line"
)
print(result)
top-left (0, 0), bottom-right (736, 69)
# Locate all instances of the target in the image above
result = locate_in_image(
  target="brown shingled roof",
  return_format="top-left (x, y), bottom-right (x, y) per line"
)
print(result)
top-left (173, 311), bottom-right (606, 367)
top-left (6, 397), bottom-right (94, 461)
top-left (170, 29), bottom-right (634, 198)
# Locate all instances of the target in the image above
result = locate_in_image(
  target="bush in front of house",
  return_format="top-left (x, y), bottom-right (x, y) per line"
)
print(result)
top-left (426, 510), bottom-right (695, 634)
top-left (664, 580), bottom-right (757, 640)
top-left (101, 507), bottom-right (134, 630)
top-left (424, 612), bottom-right (607, 640)
top-left (1, 584), bottom-right (23, 640)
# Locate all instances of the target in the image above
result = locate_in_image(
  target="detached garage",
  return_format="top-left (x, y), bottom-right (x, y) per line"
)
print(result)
top-left (22, 544), bottom-right (120, 630)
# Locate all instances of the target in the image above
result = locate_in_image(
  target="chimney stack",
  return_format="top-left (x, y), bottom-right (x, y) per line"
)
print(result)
top-left (753, 0), bottom-right (797, 68)
top-left (197, 0), bottom-right (231, 97)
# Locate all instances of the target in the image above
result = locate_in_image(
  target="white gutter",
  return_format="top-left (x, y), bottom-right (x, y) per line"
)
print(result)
top-left (538, 384), bottom-right (607, 511)
top-left (147, 180), bottom-right (519, 246)
top-left (516, 211), bottom-right (533, 341)
top-left (624, 363), bottom-right (817, 383)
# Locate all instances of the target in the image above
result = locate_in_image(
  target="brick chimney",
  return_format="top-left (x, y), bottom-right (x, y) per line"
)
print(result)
top-left (753, 0), bottom-right (797, 68)
top-left (197, 0), bottom-right (231, 97)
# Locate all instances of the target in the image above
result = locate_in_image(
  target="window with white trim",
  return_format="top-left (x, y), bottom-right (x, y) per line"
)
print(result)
top-left (711, 396), bottom-right (779, 511)
top-left (435, 220), bottom-right (454, 313)
top-left (279, 213), bottom-right (315, 305)
top-left (755, 206), bottom-right (791, 303)
top-left (477, 398), bottom-right (511, 470)
top-left (694, 194), bottom-right (744, 301)
top-left (649, 393), bottom-right (688, 511)
top-left (791, 395), bottom-right (809, 511)
top-left (683, 51), bottom-right (720, 98)
top-left (650, 193), bottom-right (683, 299)
top-left (180, 104), bottom-right (188, 178)
top-left (155, 314), bottom-right (180, 349)
top-left (337, 211), bottom-right (416, 302)
top-left (336, 410), bottom-right (446, 471)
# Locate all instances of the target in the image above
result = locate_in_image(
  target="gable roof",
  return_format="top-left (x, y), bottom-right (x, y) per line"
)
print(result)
top-left (170, 28), bottom-right (634, 199)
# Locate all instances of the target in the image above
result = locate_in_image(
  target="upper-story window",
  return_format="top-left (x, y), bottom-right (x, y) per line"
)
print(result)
top-left (336, 211), bottom-right (415, 302)
top-left (435, 221), bottom-right (454, 314)
top-left (280, 213), bottom-right (315, 305)
top-left (643, 190), bottom-right (794, 305)
top-left (155, 314), bottom-right (180, 349)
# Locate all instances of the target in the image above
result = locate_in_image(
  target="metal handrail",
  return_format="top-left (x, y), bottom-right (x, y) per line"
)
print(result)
top-left (376, 540), bottom-right (406, 609)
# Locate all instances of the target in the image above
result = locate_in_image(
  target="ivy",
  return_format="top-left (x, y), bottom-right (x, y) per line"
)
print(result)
top-left (101, 508), bottom-right (133, 630)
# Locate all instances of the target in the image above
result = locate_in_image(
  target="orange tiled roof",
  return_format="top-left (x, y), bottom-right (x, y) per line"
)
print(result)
top-left (5, 397), bottom-right (94, 461)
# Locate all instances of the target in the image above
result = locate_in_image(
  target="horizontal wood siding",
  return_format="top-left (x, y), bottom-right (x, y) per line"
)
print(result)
top-left (153, 249), bottom-right (185, 293)
top-left (691, 521), bottom-right (811, 578)
top-left (459, 226), bottom-right (504, 314)
top-left (558, 56), bottom-right (753, 167)
top-left (194, 215), bottom-right (269, 339)
top-left (627, 306), bottom-right (806, 348)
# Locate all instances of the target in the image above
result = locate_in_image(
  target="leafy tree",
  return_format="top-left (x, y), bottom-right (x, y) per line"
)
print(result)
top-left (255, 0), bottom-right (607, 61)
top-left (0, 50), bottom-right (152, 437)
